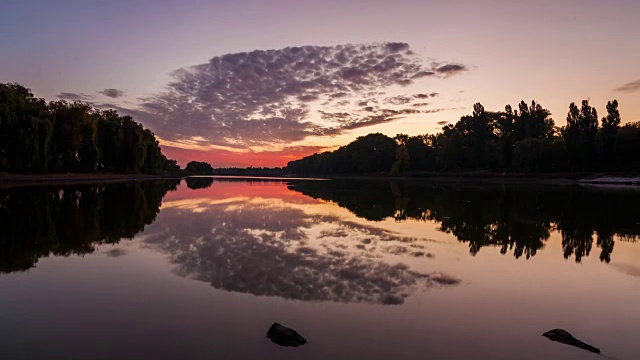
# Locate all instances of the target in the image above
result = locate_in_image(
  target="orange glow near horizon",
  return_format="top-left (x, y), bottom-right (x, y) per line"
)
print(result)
top-left (161, 144), bottom-right (336, 168)
top-left (163, 179), bottom-right (324, 204)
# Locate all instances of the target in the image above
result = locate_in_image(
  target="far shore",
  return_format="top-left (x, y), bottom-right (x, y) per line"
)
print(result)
top-left (326, 172), bottom-right (640, 186)
top-left (1, 172), bottom-right (639, 189)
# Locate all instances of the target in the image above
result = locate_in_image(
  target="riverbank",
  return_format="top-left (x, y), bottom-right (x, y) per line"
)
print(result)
top-left (578, 175), bottom-right (640, 185)
top-left (320, 172), bottom-right (640, 187)
top-left (0, 173), bottom-right (186, 189)
top-left (2, 171), bottom-right (639, 188)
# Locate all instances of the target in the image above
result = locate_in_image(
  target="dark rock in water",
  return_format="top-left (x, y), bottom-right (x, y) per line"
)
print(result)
top-left (267, 323), bottom-right (308, 347)
top-left (542, 329), bottom-right (600, 354)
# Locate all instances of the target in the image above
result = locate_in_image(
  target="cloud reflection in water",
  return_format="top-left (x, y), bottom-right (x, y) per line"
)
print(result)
top-left (144, 197), bottom-right (459, 305)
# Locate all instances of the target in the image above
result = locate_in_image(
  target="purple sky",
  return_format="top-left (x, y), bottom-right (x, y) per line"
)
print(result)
top-left (1, 0), bottom-right (639, 166)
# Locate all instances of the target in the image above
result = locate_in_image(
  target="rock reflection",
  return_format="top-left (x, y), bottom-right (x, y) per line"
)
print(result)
top-left (144, 198), bottom-right (459, 304)
top-left (289, 181), bottom-right (640, 262)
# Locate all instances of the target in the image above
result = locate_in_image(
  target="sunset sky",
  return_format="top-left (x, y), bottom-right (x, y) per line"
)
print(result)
top-left (2, 0), bottom-right (639, 167)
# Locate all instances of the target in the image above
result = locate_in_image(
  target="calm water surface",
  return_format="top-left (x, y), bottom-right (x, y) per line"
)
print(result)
top-left (1, 177), bottom-right (639, 359)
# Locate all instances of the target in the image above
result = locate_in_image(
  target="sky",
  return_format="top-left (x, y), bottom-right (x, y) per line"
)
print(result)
top-left (1, 0), bottom-right (639, 167)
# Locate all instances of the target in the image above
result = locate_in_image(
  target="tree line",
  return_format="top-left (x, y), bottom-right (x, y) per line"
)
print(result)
top-left (287, 99), bottom-right (640, 175)
top-left (0, 83), bottom-right (180, 174)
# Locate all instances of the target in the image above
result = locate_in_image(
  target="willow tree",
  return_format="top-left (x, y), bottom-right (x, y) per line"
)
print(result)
top-left (48, 100), bottom-right (99, 172)
top-left (0, 83), bottom-right (52, 172)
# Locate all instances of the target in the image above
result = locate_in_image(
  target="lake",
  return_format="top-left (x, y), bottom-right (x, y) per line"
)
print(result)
top-left (1, 177), bottom-right (639, 359)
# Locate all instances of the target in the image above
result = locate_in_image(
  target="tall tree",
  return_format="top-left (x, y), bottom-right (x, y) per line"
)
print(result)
top-left (0, 83), bottom-right (53, 172)
top-left (391, 134), bottom-right (410, 174)
top-left (495, 105), bottom-right (515, 172)
top-left (514, 100), bottom-right (555, 141)
top-left (599, 99), bottom-right (621, 169)
top-left (48, 101), bottom-right (99, 172)
top-left (1, 82), bottom-right (179, 175)
top-left (564, 100), bottom-right (598, 171)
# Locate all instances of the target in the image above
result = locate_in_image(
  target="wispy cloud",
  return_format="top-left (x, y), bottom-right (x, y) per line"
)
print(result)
top-left (434, 64), bottom-right (468, 77)
top-left (56, 92), bottom-right (95, 101)
top-left (615, 79), bottom-right (640, 93)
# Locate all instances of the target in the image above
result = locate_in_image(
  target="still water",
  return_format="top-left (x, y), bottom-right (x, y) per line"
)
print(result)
top-left (0, 177), bottom-right (639, 359)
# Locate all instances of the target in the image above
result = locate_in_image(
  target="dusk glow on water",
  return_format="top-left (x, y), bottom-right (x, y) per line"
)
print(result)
top-left (1, 178), bottom-right (639, 359)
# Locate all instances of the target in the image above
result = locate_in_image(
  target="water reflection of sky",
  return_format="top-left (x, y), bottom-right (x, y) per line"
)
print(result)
top-left (147, 190), bottom-right (459, 305)
top-left (1, 179), bottom-right (640, 360)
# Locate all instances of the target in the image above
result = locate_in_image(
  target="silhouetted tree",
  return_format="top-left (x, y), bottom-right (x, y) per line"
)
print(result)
top-left (495, 105), bottom-right (515, 172)
top-left (287, 98), bottom-right (634, 176)
top-left (0, 83), bottom-right (53, 172)
top-left (0, 82), bottom-right (179, 174)
top-left (185, 161), bottom-right (214, 174)
top-left (287, 133), bottom-right (396, 175)
top-left (616, 121), bottom-right (640, 171)
top-left (564, 100), bottom-right (598, 171)
top-left (514, 100), bottom-right (555, 141)
top-left (391, 134), bottom-right (410, 174)
top-left (599, 99), bottom-right (620, 169)
top-left (405, 135), bottom-right (436, 171)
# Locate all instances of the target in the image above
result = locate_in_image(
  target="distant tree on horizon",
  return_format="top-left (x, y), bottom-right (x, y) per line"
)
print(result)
top-left (185, 161), bottom-right (214, 174)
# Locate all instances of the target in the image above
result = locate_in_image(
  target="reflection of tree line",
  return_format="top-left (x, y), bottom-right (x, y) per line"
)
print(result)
top-left (288, 181), bottom-right (640, 262)
top-left (0, 178), bottom-right (463, 305)
top-left (0, 180), bottom-right (179, 272)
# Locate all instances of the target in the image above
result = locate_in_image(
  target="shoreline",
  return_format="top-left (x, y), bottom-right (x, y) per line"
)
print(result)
top-left (0, 173), bottom-right (187, 189)
top-left (1, 172), bottom-right (639, 188)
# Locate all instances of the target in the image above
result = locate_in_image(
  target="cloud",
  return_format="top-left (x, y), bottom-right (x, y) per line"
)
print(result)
top-left (435, 63), bottom-right (468, 77)
top-left (414, 92), bottom-right (439, 99)
top-left (611, 262), bottom-right (640, 278)
top-left (384, 95), bottom-right (413, 105)
top-left (104, 248), bottom-right (127, 257)
top-left (615, 79), bottom-right (640, 93)
top-left (112, 42), bottom-right (469, 148)
top-left (339, 109), bottom-right (421, 130)
top-left (317, 106), bottom-right (449, 132)
top-left (99, 88), bottom-right (125, 98)
top-left (436, 120), bottom-right (449, 125)
top-left (56, 92), bottom-right (95, 101)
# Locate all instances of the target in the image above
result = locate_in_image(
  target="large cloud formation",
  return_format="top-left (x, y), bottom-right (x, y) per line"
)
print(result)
top-left (119, 42), bottom-right (467, 148)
